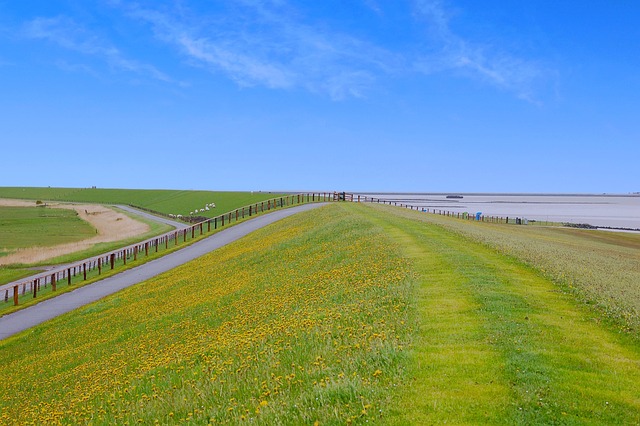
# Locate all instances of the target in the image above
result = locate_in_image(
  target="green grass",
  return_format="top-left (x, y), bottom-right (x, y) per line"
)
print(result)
top-left (388, 206), bottom-right (640, 335)
top-left (1, 203), bottom-right (639, 424)
top-left (0, 187), bottom-right (287, 218)
top-left (358, 204), bottom-right (640, 424)
top-left (0, 206), bottom-right (96, 256)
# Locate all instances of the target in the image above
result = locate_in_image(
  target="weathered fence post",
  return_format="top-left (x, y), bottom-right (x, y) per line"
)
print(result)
top-left (145, 242), bottom-right (149, 256)
top-left (67, 268), bottom-right (72, 285)
top-left (13, 285), bottom-right (19, 306)
top-left (51, 273), bottom-right (57, 291)
top-left (33, 279), bottom-right (38, 298)
top-left (83, 263), bottom-right (87, 280)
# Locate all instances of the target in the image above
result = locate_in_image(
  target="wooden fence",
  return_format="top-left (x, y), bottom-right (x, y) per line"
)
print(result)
top-left (354, 194), bottom-right (532, 225)
top-left (3, 193), bottom-right (340, 306)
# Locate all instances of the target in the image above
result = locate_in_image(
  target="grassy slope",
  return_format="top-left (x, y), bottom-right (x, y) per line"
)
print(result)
top-left (0, 204), bottom-right (412, 425)
top-left (0, 187), bottom-right (286, 218)
top-left (389, 206), bottom-right (640, 334)
top-left (1, 203), bottom-right (639, 424)
top-left (0, 206), bottom-right (96, 255)
top-left (359, 204), bottom-right (640, 424)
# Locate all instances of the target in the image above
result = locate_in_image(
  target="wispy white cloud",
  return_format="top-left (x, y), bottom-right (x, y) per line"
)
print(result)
top-left (413, 0), bottom-right (552, 103)
top-left (23, 15), bottom-right (172, 83)
top-left (116, 1), bottom-right (400, 99)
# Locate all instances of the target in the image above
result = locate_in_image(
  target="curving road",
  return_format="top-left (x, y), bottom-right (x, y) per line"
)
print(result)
top-left (115, 205), bottom-right (191, 229)
top-left (0, 203), bottom-right (326, 341)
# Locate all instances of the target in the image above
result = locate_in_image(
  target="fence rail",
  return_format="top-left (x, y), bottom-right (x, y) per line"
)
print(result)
top-left (2, 193), bottom-right (341, 307)
top-left (354, 194), bottom-right (535, 225)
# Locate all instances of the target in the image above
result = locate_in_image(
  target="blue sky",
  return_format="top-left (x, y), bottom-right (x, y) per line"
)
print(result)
top-left (1, 1), bottom-right (638, 193)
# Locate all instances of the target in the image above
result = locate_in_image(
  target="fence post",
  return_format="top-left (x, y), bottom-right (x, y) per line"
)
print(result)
top-left (51, 273), bottom-right (57, 291)
top-left (215, 217), bottom-right (218, 229)
top-left (146, 242), bottom-right (149, 256)
top-left (222, 215), bottom-right (225, 227)
top-left (13, 285), bottom-right (19, 306)
top-left (68, 268), bottom-right (72, 285)
top-left (191, 226), bottom-right (195, 239)
top-left (123, 250), bottom-right (127, 265)
top-left (33, 279), bottom-right (38, 298)
top-left (208, 220), bottom-right (211, 232)
top-left (83, 263), bottom-right (87, 280)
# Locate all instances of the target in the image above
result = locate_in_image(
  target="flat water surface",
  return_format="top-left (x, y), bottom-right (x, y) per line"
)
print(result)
top-left (355, 193), bottom-right (640, 230)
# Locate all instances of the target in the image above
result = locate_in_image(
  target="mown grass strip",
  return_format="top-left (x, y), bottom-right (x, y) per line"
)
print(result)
top-left (357, 204), bottom-right (640, 424)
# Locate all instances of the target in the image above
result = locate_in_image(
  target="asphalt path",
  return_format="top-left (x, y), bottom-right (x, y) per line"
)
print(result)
top-left (0, 203), bottom-right (326, 341)
top-left (115, 205), bottom-right (191, 229)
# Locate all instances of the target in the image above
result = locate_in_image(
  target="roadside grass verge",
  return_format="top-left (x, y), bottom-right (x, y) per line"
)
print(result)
top-left (0, 203), bottom-right (412, 424)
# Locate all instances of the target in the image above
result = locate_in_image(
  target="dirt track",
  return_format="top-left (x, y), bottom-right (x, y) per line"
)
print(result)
top-left (0, 199), bottom-right (149, 265)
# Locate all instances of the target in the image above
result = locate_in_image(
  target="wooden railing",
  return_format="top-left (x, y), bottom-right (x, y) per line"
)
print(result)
top-left (354, 194), bottom-right (533, 225)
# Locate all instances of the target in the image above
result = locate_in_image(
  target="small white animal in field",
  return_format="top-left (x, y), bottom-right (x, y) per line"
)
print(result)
top-left (205, 206), bottom-right (209, 211)
top-left (190, 212), bottom-right (193, 215)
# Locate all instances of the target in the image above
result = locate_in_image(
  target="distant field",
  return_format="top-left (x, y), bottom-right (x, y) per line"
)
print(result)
top-left (0, 187), bottom-right (287, 218)
top-left (0, 206), bottom-right (95, 257)
top-left (1, 203), bottom-right (639, 424)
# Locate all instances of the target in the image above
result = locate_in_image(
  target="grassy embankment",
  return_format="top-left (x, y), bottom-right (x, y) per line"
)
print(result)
top-left (1, 203), bottom-right (639, 424)
top-left (0, 188), bottom-right (286, 286)
top-left (0, 187), bottom-right (286, 218)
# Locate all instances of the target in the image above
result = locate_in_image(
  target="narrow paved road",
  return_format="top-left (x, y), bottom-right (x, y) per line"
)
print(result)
top-left (0, 203), bottom-right (325, 340)
top-left (115, 205), bottom-right (191, 229)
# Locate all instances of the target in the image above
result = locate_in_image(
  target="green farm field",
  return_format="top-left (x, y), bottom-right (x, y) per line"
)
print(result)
top-left (0, 206), bottom-right (96, 257)
top-left (0, 187), bottom-right (286, 218)
top-left (1, 203), bottom-right (639, 424)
